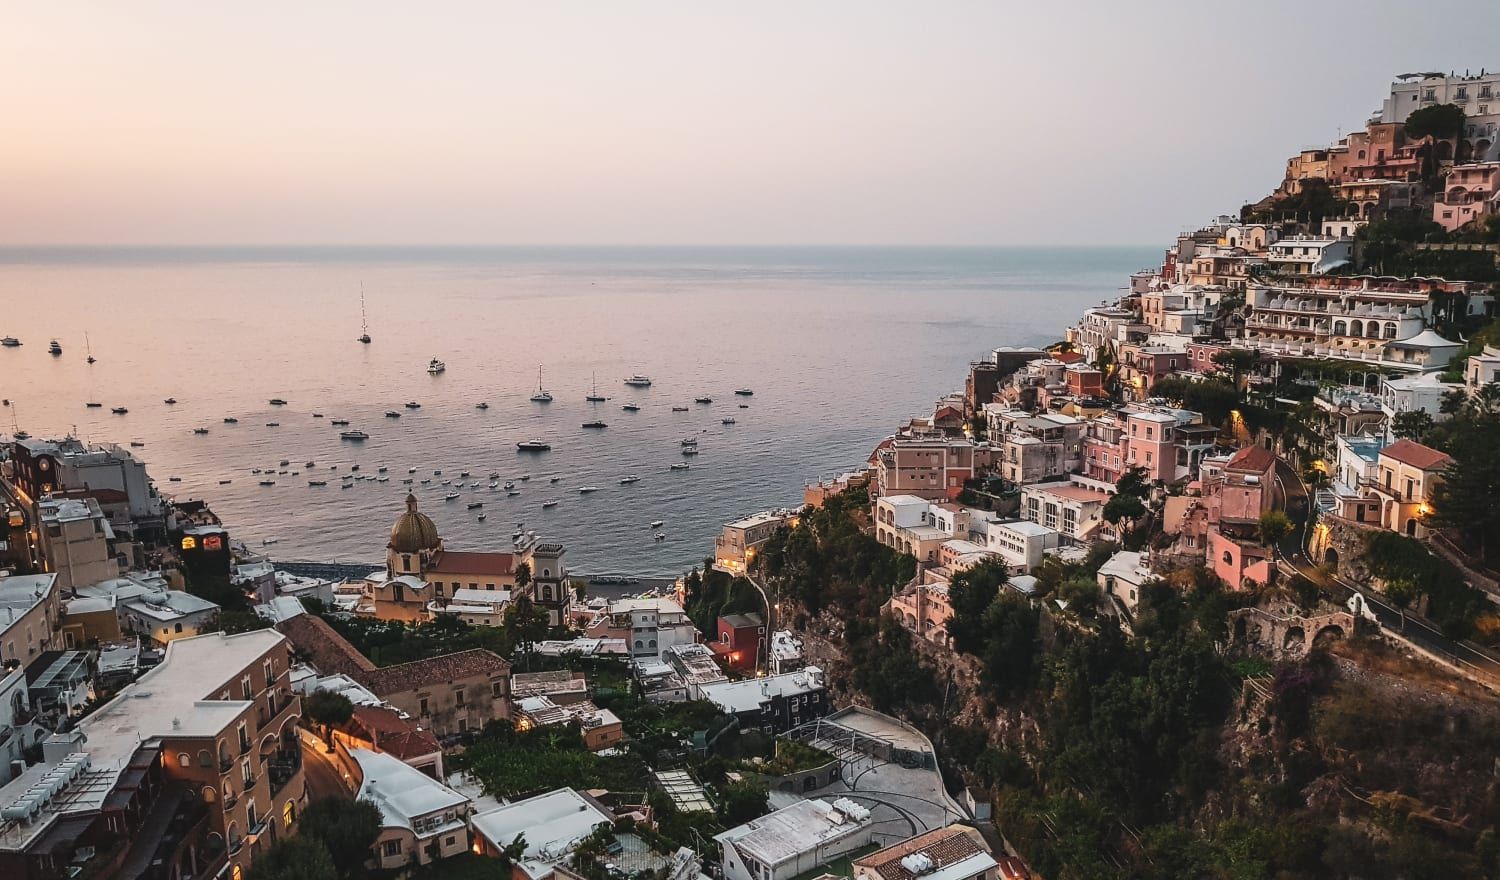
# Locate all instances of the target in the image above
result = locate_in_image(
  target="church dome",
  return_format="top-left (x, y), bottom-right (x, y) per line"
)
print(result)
top-left (389, 493), bottom-right (440, 554)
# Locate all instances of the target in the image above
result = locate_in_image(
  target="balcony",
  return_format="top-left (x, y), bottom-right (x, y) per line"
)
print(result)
top-left (218, 755), bottom-right (233, 774)
top-left (269, 747), bottom-right (303, 798)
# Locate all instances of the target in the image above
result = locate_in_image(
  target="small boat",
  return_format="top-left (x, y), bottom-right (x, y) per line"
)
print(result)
top-left (420, 478), bottom-right (431, 484)
top-left (507, 489), bottom-right (521, 496)
top-left (111, 407), bottom-right (128, 415)
top-left (269, 398), bottom-right (287, 405)
top-left (467, 502), bottom-right (484, 510)
top-left (444, 493), bottom-right (460, 501)
top-left (263, 538), bottom-right (279, 545)
top-left (306, 461), bottom-right (316, 468)
top-left (48, 340), bottom-right (62, 356)
top-left (351, 464), bottom-right (361, 471)
top-left (0, 337), bottom-right (20, 347)
top-left (620, 475), bottom-right (641, 484)
top-left (622, 404), bottom-right (640, 412)
top-left (531, 365), bottom-right (553, 402)
top-left (259, 480), bottom-right (275, 487)
top-left (253, 468), bottom-right (262, 474)
top-left (192, 427), bottom-right (210, 435)
top-left (385, 411), bottom-right (401, 418)
top-left (681, 447), bottom-right (699, 456)
top-left (624, 375), bottom-right (653, 387)
top-left (168, 476), bottom-right (182, 482)
top-left (517, 440), bottom-right (551, 451)
top-left (85, 402), bottom-right (102, 408)
top-left (586, 372), bottom-right (607, 402)
top-left (223, 417), bottom-right (238, 424)
top-left (402, 478), bottom-right (413, 484)
top-left (433, 469), bottom-right (441, 475)
top-left (519, 474), bottom-right (531, 481)
top-left (377, 466), bottom-right (388, 473)
top-left (681, 438), bottom-right (698, 446)
top-left (377, 476), bottom-right (388, 482)
top-left (582, 421), bottom-right (608, 429)
top-left (549, 476), bottom-right (561, 483)
top-left (85, 333), bottom-right (96, 364)
top-left (342, 482), bottom-right (352, 490)
top-left (504, 481), bottom-right (516, 490)
top-left (735, 388), bottom-right (753, 396)
top-left (219, 479), bottom-right (232, 485)
top-left (670, 463), bottom-right (689, 470)
top-left (405, 401), bottom-right (421, 409)
top-left (312, 412), bottom-right (324, 418)
top-left (721, 418), bottom-right (736, 425)
top-left (308, 480), bottom-right (327, 487)
top-left (476, 402), bottom-right (489, 410)
top-left (280, 459), bottom-right (291, 466)
top-left (654, 533), bottom-right (666, 542)
top-left (578, 486), bottom-right (599, 494)
top-left (265, 422), bottom-right (280, 427)
top-left (542, 500), bottom-right (559, 508)
top-left (671, 406), bottom-right (688, 412)
top-left (427, 358), bottom-right (446, 374)
top-left (129, 441), bottom-right (145, 448)
top-left (649, 520), bottom-right (664, 528)
top-left (340, 429), bottom-right (369, 441)
top-left (695, 397), bottom-right (712, 404)
top-left (441, 479), bottom-right (452, 486)
top-left (477, 513), bottom-right (487, 521)
top-left (460, 470), bottom-right (471, 478)
top-left (163, 398), bottom-right (177, 405)
top-left (331, 419), bottom-right (350, 426)
top-left (738, 404), bottom-right (749, 409)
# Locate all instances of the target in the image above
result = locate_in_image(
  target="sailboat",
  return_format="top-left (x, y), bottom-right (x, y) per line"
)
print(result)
top-left (530, 366), bottom-right (553, 403)
top-left (85, 333), bottom-right (96, 364)
top-left (357, 284), bottom-right (372, 344)
top-left (586, 372), bottom-right (606, 402)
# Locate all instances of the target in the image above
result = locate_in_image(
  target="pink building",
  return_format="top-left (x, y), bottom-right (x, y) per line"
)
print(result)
top-left (1117, 343), bottom-right (1187, 401)
top-left (885, 582), bottom-right (955, 649)
top-left (1203, 444), bottom-right (1278, 589)
top-left (1433, 161), bottom-right (1500, 233)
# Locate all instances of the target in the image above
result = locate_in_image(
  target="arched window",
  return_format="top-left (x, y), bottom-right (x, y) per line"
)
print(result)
top-left (1222, 551), bottom-right (1233, 565)
top-left (202, 786), bottom-right (216, 803)
top-left (283, 800), bottom-right (296, 829)
top-left (1351, 320), bottom-right (1364, 337)
top-left (1384, 323), bottom-right (1398, 339)
top-left (198, 750), bottom-right (211, 768)
top-left (178, 752), bottom-right (191, 767)
top-left (634, 640), bottom-right (643, 649)
top-left (1333, 320), bottom-right (1347, 336)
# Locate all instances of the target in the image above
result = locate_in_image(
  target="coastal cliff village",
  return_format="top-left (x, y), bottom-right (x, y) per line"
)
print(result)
top-left (4, 69), bottom-right (1500, 880)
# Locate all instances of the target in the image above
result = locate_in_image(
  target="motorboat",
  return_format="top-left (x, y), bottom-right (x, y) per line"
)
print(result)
top-left (193, 427), bottom-right (209, 435)
top-left (586, 372), bottom-right (607, 402)
top-left (164, 398), bottom-right (177, 405)
top-left (504, 481), bottom-right (516, 490)
top-left (654, 533), bottom-right (666, 542)
top-left (577, 486), bottom-right (599, 494)
top-left (269, 398), bottom-right (287, 405)
top-left (467, 502), bottom-right (484, 510)
top-left (377, 466), bottom-right (388, 472)
top-left (252, 468), bottom-right (262, 474)
top-left (341, 430), bottom-right (369, 441)
top-left (680, 438), bottom-right (698, 446)
top-left (377, 476), bottom-right (388, 482)
top-left (129, 441), bottom-right (145, 448)
top-left (312, 412), bottom-right (324, 418)
top-left (542, 500), bottom-right (558, 508)
top-left (402, 478), bottom-right (413, 484)
top-left (280, 459), bottom-right (291, 466)
top-left (111, 407), bottom-right (128, 415)
top-left (530, 366), bottom-right (552, 402)
top-left (476, 402), bottom-right (489, 410)
top-left (0, 337), bottom-right (20, 347)
top-left (460, 470), bottom-right (470, 478)
top-left (649, 520), bottom-right (664, 528)
top-left (444, 493), bottom-right (460, 501)
top-left (739, 404), bottom-right (749, 409)
top-left (258, 480), bottom-right (275, 487)
top-left (681, 447), bottom-right (700, 456)
top-left (622, 404), bottom-right (640, 412)
top-left (477, 512), bottom-right (487, 521)
top-left (265, 422), bottom-right (280, 427)
top-left (671, 406), bottom-right (688, 412)
top-left (507, 489), bottom-right (520, 496)
top-left (331, 419), bottom-right (350, 426)
top-left (624, 375), bottom-right (652, 387)
top-left (549, 476), bottom-right (561, 483)
top-left (219, 479), bottom-right (232, 485)
top-left (168, 476), bottom-right (182, 482)
top-left (405, 401), bottom-right (421, 409)
top-left (420, 478), bottom-right (431, 484)
top-left (488, 481), bottom-right (499, 489)
top-left (441, 480), bottom-right (452, 486)
top-left (619, 475), bottom-right (641, 484)
top-left (342, 483), bottom-right (352, 490)
top-left (308, 480), bottom-right (327, 487)
top-left (432, 469), bottom-right (440, 475)
top-left (735, 388), bottom-right (753, 396)
top-left (517, 440), bottom-right (552, 451)
top-left (427, 358), bottom-right (446, 374)
top-left (48, 340), bottom-right (62, 356)
top-left (86, 402), bottom-right (103, 408)
top-left (721, 418), bottom-right (736, 425)
top-left (694, 397), bottom-right (712, 404)
top-left (669, 463), bottom-right (689, 470)
top-left (385, 411), bottom-right (401, 418)
top-left (409, 467), bottom-right (417, 473)
top-left (263, 538), bottom-right (279, 546)
top-left (305, 460), bottom-right (316, 468)
top-left (582, 421), bottom-right (607, 429)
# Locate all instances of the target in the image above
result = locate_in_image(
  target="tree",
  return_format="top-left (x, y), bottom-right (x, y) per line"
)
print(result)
top-left (945, 559), bottom-right (1007, 654)
top-left (503, 595), bottom-right (550, 670)
top-left (1404, 102), bottom-right (1466, 140)
top-left (1211, 348), bottom-right (1259, 386)
top-left (217, 611), bottom-right (273, 635)
top-left (1258, 510), bottom-right (1294, 547)
top-left (1391, 410), bottom-right (1436, 442)
top-left (718, 779), bottom-right (770, 826)
top-left (247, 836), bottom-right (337, 880)
top-left (1103, 492), bottom-right (1146, 525)
top-left (303, 689), bottom-right (354, 750)
top-left (297, 797), bottom-right (383, 879)
top-left (515, 562), bottom-right (531, 589)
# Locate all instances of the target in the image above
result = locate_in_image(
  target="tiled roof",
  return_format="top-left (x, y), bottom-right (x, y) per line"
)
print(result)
top-left (1225, 443), bottom-right (1276, 475)
top-left (1380, 438), bottom-right (1451, 471)
top-left (428, 550), bottom-right (516, 577)
top-left (359, 648), bottom-right (511, 696)
top-left (348, 705), bottom-right (441, 761)
top-left (276, 614), bottom-right (376, 676)
top-left (853, 827), bottom-right (987, 880)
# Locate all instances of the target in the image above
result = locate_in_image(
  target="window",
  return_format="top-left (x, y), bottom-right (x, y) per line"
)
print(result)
top-left (242, 759), bottom-right (254, 787)
top-left (457, 718), bottom-right (468, 733)
top-left (264, 659), bottom-right (274, 685)
top-left (455, 689), bottom-right (465, 707)
top-left (178, 752), bottom-right (191, 767)
top-left (491, 681), bottom-right (503, 697)
top-left (174, 622), bottom-right (183, 634)
top-left (283, 800), bottom-right (296, 829)
top-left (384, 840), bottom-right (402, 857)
top-left (419, 697), bottom-right (430, 716)
top-left (241, 676), bottom-right (253, 700)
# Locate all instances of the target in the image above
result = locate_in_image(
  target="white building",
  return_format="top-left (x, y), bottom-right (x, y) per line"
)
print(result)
top-left (1242, 281), bottom-right (1462, 370)
top-left (981, 519), bottom-right (1061, 573)
top-left (353, 748), bottom-right (472, 870)
top-left (1096, 550), bottom-right (1154, 617)
top-left (1019, 480), bottom-right (1110, 542)
top-left (471, 788), bottom-right (615, 880)
top-left (0, 667), bottom-right (36, 785)
top-left (598, 597), bottom-right (698, 659)
top-left (72, 573), bottom-right (219, 646)
top-left (432, 588), bottom-right (512, 626)
top-left (1265, 236), bottom-right (1353, 275)
top-left (1468, 346), bottom-right (1500, 393)
top-left (1379, 71), bottom-right (1500, 149)
top-left (1379, 371), bottom-right (1462, 422)
top-left (716, 797), bottom-right (875, 880)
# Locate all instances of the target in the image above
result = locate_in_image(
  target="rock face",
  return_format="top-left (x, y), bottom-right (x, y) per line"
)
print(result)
top-left (1310, 511), bottom-right (1384, 584)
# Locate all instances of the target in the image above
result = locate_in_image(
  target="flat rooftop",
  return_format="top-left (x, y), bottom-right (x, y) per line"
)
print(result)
top-left (716, 797), bottom-right (873, 867)
top-left (471, 788), bottom-right (614, 880)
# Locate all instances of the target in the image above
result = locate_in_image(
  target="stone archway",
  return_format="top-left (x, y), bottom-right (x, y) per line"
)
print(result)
top-left (1282, 626), bottom-right (1306, 654)
top-left (1312, 624), bottom-right (1346, 648)
top-left (1324, 547), bottom-right (1339, 570)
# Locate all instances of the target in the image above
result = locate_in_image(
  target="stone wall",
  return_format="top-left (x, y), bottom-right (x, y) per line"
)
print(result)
top-left (1310, 511), bottom-right (1385, 584)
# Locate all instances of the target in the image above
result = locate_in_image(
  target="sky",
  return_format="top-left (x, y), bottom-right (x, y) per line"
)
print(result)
top-left (3, 2), bottom-right (1500, 247)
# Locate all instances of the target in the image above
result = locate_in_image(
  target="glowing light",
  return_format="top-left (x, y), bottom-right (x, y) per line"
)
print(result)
top-left (181, 536), bottom-right (197, 550)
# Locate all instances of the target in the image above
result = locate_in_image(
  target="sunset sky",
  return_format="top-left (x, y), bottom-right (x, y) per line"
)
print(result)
top-left (5, 2), bottom-right (1500, 246)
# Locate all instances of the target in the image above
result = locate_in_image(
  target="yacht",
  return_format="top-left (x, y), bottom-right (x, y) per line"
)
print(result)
top-left (357, 285), bottom-right (372, 344)
top-left (586, 372), bottom-right (607, 402)
top-left (721, 418), bottom-right (736, 425)
top-left (671, 406), bottom-right (688, 412)
top-left (48, 340), bottom-right (62, 356)
top-left (622, 404), bottom-right (640, 412)
top-left (163, 398), bottom-right (177, 405)
top-left (624, 375), bottom-right (652, 387)
top-left (619, 475), bottom-right (641, 484)
top-left (85, 402), bottom-right (103, 408)
top-left (582, 421), bottom-right (607, 429)
top-left (0, 337), bottom-right (20, 347)
top-left (427, 358), bottom-right (446, 374)
top-left (649, 520), bottom-right (664, 528)
top-left (670, 463), bottom-right (690, 471)
top-left (405, 401), bottom-right (421, 409)
top-left (385, 410), bottom-right (401, 418)
top-left (735, 388), bottom-right (753, 396)
top-left (517, 440), bottom-right (552, 451)
top-left (340, 430), bottom-right (369, 441)
top-left (269, 398), bottom-right (287, 405)
top-left (694, 396), bottom-right (712, 404)
top-left (530, 366), bottom-right (553, 403)
top-left (476, 402), bottom-right (489, 410)
top-left (110, 406), bottom-right (128, 415)
top-left (444, 493), bottom-right (460, 501)
top-left (331, 418), bottom-right (350, 426)
top-left (577, 486), bottom-right (599, 494)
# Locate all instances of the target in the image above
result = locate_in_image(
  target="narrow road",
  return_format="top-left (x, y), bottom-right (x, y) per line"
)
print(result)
top-left (299, 733), bottom-right (351, 803)
top-left (1272, 458), bottom-right (1500, 682)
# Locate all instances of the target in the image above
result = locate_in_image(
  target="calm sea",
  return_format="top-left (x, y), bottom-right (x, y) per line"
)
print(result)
top-left (0, 246), bottom-right (1152, 576)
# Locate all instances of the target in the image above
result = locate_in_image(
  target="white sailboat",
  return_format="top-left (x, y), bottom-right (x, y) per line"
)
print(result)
top-left (357, 284), bottom-right (372, 344)
top-left (530, 366), bottom-right (553, 403)
top-left (85, 332), bottom-right (96, 364)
